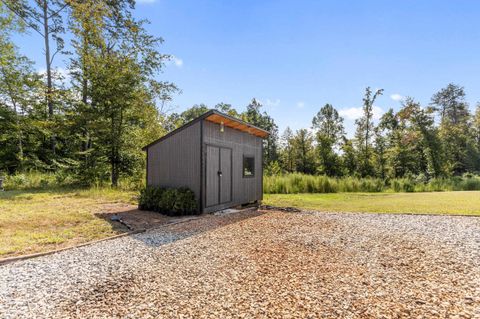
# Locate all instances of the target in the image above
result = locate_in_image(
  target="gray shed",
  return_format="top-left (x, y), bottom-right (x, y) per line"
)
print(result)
top-left (142, 110), bottom-right (270, 213)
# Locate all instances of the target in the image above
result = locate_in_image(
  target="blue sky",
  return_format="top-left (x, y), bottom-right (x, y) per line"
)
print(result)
top-left (13, 0), bottom-right (480, 136)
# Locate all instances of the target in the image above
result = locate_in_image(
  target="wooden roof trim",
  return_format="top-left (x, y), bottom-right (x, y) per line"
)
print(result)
top-left (204, 113), bottom-right (269, 138)
top-left (142, 109), bottom-right (269, 150)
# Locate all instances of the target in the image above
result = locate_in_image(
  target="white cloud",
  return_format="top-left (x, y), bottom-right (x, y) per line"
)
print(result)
top-left (265, 98), bottom-right (280, 107)
top-left (390, 93), bottom-right (403, 101)
top-left (339, 107), bottom-right (363, 120)
top-left (339, 106), bottom-right (384, 121)
top-left (173, 56), bottom-right (183, 67)
top-left (165, 56), bottom-right (183, 68)
top-left (258, 98), bottom-right (280, 109)
top-left (296, 101), bottom-right (305, 108)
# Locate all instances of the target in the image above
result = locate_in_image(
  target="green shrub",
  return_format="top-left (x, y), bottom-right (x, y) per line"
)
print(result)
top-left (461, 177), bottom-right (480, 191)
top-left (138, 186), bottom-right (165, 211)
top-left (138, 186), bottom-right (199, 216)
top-left (159, 188), bottom-right (178, 214)
top-left (173, 187), bottom-right (198, 216)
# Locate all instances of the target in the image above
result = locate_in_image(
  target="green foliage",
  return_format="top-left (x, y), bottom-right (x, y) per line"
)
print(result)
top-left (312, 103), bottom-right (345, 176)
top-left (165, 99), bottom-right (280, 167)
top-left (2, 171), bottom-right (144, 191)
top-left (431, 84), bottom-right (472, 175)
top-left (138, 186), bottom-right (199, 216)
top-left (355, 87), bottom-right (384, 177)
top-left (243, 98), bottom-right (279, 165)
top-left (171, 187), bottom-right (198, 215)
top-left (263, 173), bottom-right (480, 194)
top-left (290, 129), bottom-right (316, 174)
top-left (264, 161), bottom-right (282, 176)
top-left (2, 171), bottom-right (78, 190)
top-left (263, 173), bottom-right (384, 194)
top-left (2, 0), bottom-right (480, 192)
top-left (138, 186), bottom-right (165, 211)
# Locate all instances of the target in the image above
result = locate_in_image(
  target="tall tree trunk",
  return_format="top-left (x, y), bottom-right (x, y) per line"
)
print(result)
top-left (42, 0), bottom-right (55, 155)
top-left (13, 102), bottom-right (23, 167)
top-left (81, 34), bottom-right (90, 164)
top-left (110, 111), bottom-right (119, 187)
top-left (111, 159), bottom-right (118, 187)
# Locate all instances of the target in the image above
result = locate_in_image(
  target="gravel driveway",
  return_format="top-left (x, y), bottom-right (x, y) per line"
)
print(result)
top-left (1, 210), bottom-right (479, 318)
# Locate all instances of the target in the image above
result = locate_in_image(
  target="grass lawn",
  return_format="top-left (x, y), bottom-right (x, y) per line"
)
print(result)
top-left (263, 191), bottom-right (480, 216)
top-left (0, 188), bottom-right (137, 258)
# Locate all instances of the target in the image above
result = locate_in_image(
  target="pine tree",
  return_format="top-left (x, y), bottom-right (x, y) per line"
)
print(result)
top-left (431, 84), bottom-right (472, 175)
top-left (291, 129), bottom-right (315, 174)
top-left (355, 87), bottom-right (383, 177)
top-left (243, 98), bottom-right (279, 165)
top-left (340, 137), bottom-right (356, 176)
top-left (311, 104), bottom-right (345, 176)
top-left (279, 127), bottom-right (295, 173)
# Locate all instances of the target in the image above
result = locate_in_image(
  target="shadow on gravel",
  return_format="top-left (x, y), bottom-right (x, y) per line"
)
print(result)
top-left (94, 206), bottom-right (175, 232)
top-left (132, 209), bottom-right (265, 248)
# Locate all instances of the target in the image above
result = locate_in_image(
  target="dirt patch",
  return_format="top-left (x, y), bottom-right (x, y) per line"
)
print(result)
top-left (95, 203), bottom-right (175, 231)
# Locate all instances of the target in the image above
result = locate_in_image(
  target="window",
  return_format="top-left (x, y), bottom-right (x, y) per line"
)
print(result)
top-left (243, 156), bottom-right (255, 177)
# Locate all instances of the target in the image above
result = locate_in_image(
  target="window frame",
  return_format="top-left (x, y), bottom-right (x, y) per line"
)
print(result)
top-left (242, 155), bottom-right (255, 178)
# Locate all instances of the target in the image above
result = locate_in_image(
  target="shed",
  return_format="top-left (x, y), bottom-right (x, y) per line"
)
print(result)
top-left (142, 110), bottom-right (270, 213)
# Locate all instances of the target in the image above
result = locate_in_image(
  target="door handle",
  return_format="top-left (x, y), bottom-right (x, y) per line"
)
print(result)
top-left (218, 171), bottom-right (222, 177)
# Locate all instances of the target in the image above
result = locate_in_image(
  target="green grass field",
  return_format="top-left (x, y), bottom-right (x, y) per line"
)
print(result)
top-left (264, 191), bottom-right (480, 216)
top-left (0, 188), bottom-right (137, 258)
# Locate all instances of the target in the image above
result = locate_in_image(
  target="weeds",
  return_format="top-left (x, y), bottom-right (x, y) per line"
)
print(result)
top-left (263, 173), bottom-right (480, 194)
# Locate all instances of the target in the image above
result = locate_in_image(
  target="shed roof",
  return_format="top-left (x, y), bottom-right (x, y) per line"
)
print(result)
top-left (142, 110), bottom-right (270, 151)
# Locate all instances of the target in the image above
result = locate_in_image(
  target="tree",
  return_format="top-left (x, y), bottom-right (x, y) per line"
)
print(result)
top-left (431, 83), bottom-right (470, 125)
top-left (472, 104), bottom-right (480, 172)
top-left (165, 104), bottom-right (210, 130)
top-left (214, 102), bottom-right (240, 118)
top-left (373, 127), bottom-right (387, 179)
top-left (311, 103), bottom-right (344, 176)
top-left (243, 98), bottom-right (279, 165)
top-left (68, 0), bottom-right (175, 186)
top-left (431, 84), bottom-right (472, 175)
top-left (340, 137), bottom-right (356, 176)
top-left (355, 87), bottom-right (383, 177)
top-left (474, 104), bottom-right (480, 155)
top-left (279, 127), bottom-right (295, 173)
top-left (388, 107), bottom-right (423, 178)
top-left (291, 129), bottom-right (315, 174)
top-left (2, 0), bottom-right (67, 154)
top-left (404, 98), bottom-right (443, 178)
top-left (0, 3), bottom-right (44, 172)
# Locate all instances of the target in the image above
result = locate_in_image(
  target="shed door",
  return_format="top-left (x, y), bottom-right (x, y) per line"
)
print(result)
top-left (219, 147), bottom-right (232, 204)
top-left (206, 145), bottom-right (232, 207)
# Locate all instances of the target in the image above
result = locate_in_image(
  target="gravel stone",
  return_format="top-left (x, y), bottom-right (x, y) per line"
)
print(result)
top-left (0, 210), bottom-right (479, 318)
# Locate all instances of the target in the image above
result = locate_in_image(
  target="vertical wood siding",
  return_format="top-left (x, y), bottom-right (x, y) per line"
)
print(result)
top-left (220, 147), bottom-right (232, 204)
top-left (202, 120), bottom-right (263, 212)
top-left (147, 121), bottom-right (201, 205)
top-left (205, 145), bottom-right (220, 207)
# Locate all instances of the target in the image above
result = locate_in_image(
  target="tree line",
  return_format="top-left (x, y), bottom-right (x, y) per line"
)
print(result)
top-left (274, 85), bottom-right (480, 180)
top-left (0, 1), bottom-right (279, 187)
top-left (170, 84), bottom-right (480, 182)
top-left (1, 1), bottom-right (479, 188)
top-left (0, 0), bottom-right (174, 186)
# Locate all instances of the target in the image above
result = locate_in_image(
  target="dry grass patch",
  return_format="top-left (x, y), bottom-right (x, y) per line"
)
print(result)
top-left (0, 188), bottom-right (137, 257)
